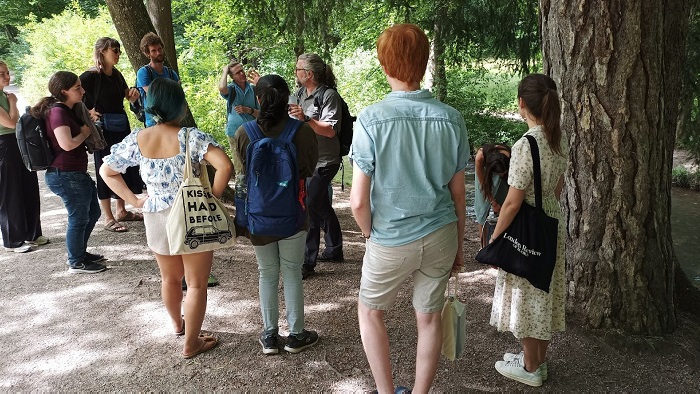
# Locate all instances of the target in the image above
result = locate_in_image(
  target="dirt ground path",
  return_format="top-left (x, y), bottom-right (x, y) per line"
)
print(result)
top-left (1, 169), bottom-right (699, 391)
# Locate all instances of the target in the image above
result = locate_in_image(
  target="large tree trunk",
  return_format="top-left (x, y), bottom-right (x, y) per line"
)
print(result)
top-left (146, 0), bottom-right (178, 73)
top-left (541, 0), bottom-right (690, 334)
top-left (429, 1), bottom-right (448, 102)
top-left (106, 0), bottom-right (196, 127)
top-left (104, 0), bottom-right (154, 73)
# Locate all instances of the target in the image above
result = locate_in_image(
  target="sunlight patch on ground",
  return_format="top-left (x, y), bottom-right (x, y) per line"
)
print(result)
top-left (305, 302), bottom-right (344, 313)
top-left (331, 378), bottom-right (369, 392)
top-left (41, 207), bottom-right (69, 217)
top-left (9, 349), bottom-right (100, 374)
top-left (458, 268), bottom-right (497, 282)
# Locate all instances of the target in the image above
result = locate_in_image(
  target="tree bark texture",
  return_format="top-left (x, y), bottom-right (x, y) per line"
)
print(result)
top-left (105, 0), bottom-right (154, 74)
top-left (541, 0), bottom-right (690, 334)
top-left (430, 1), bottom-right (447, 102)
top-left (146, 0), bottom-right (179, 73)
top-left (106, 0), bottom-right (195, 127)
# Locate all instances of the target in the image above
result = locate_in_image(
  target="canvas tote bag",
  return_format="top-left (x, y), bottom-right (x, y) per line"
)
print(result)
top-left (441, 276), bottom-right (466, 361)
top-left (475, 135), bottom-right (558, 292)
top-left (166, 129), bottom-right (235, 254)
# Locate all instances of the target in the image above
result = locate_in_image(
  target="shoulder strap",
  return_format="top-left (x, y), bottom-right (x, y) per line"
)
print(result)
top-left (280, 119), bottom-right (303, 142)
top-left (524, 135), bottom-right (543, 209)
top-left (94, 72), bottom-right (102, 111)
top-left (226, 84), bottom-right (237, 114)
top-left (313, 85), bottom-right (329, 112)
top-left (242, 120), bottom-right (263, 141)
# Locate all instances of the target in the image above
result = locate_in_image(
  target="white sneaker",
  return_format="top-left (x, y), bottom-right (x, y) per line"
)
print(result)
top-left (495, 359), bottom-right (543, 387)
top-left (4, 243), bottom-right (32, 253)
top-left (26, 236), bottom-right (50, 246)
top-left (504, 351), bottom-right (548, 381)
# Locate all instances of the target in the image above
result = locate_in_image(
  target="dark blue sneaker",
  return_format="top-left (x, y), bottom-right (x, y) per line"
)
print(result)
top-left (284, 329), bottom-right (318, 353)
top-left (259, 332), bottom-right (280, 355)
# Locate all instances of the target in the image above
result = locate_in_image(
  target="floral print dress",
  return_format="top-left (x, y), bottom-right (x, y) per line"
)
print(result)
top-left (489, 125), bottom-right (568, 340)
top-left (103, 127), bottom-right (219, 212)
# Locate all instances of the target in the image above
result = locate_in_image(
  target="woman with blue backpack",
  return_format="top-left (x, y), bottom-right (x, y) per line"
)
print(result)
top-left (232, 74), bottom-right (319, 355)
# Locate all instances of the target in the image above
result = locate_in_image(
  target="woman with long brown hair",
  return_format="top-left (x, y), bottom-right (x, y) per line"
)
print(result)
top-left (80, 37), bottom-right (142, 233)
top-left (489, 73), bottom-right (568, 387)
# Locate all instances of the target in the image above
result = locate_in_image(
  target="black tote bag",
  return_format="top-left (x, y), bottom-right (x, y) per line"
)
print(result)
top-left (475, 135), bottom-right (559, 293)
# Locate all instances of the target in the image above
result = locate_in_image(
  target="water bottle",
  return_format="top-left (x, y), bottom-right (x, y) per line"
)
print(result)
top-left (235, 174), bottom-right (247, 199)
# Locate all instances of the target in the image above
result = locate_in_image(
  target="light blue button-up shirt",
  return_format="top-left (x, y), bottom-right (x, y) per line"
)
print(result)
top-left (349, 89), bottom-right (470, 246)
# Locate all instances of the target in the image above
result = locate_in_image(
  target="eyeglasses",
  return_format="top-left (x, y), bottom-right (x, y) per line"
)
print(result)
top-left (295, 68), bottom-right (308, 73)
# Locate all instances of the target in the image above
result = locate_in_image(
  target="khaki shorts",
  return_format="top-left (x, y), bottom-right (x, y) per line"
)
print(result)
top-left (359, 222), bottom-right (457, 313)
top-left (144, 207), bottom-right (173, 256)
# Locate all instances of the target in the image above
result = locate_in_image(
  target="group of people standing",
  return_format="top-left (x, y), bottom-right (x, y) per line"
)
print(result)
top-left (1, 22), bottom-right (568, 392)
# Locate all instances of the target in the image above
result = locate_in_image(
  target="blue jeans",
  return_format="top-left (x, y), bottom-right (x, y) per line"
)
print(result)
top-left (45, 169), bottom-right (101, 266)
top-left (253, 231), bottom-right (307, 335)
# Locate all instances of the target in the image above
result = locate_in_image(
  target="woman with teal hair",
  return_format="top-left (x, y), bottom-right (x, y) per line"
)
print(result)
top-left (101, 78), bottom-right (234, 359)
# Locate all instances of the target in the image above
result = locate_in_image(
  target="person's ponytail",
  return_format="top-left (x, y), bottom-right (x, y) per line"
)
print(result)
top-left (541, 88), bottom-right (562, 156)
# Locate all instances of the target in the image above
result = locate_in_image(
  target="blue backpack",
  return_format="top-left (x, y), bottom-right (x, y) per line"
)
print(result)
top-left (237, 119), bottom-right (306, 237)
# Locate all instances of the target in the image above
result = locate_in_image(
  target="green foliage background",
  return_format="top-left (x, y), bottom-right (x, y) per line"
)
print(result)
top-left (7, 3), bottom-right (530, 156)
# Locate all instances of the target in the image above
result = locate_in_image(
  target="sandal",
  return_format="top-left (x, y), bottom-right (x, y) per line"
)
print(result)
top-left (104, 220), bottom-right (128, 233)
top-left (182, 336), bottom-right (218, 359)
top-left (175, 316), bottom-right (185, 336)
top-left (117, 211), bottom-right (144, 221)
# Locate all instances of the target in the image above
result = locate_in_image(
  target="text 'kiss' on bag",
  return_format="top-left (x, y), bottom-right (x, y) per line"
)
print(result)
top-left (166, 128), bottom-right (235, 254)
top-left (475, 135), bottom-right (558, 293)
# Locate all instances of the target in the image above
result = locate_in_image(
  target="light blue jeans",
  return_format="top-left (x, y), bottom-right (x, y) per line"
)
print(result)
top-left (45, 169), bottom-right (101, 266)
top-left (253, 230), bottom-right (307, 335)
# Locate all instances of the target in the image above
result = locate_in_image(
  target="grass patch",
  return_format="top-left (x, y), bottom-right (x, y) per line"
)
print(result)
top-left (672, 166), bottom-right (700, 189)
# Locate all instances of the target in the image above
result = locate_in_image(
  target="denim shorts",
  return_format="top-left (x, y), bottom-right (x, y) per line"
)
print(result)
top-left (359, 222), bottom-right (458, 313)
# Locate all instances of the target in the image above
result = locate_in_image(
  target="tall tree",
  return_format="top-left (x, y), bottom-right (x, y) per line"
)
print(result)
top-left (541, 0), bottom-right (691, 334)
top-left (105, 0), bottom-right (195, 126)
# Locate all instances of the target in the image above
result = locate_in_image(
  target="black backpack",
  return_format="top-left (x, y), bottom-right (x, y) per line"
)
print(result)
top-left (16, 107), bottom-right (54, 171)
top-left (304, 85), bottom-right (356, 157)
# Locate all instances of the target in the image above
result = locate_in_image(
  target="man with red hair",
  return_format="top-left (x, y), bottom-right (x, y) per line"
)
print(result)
top-left (350, 24), bottom-right (469, 393)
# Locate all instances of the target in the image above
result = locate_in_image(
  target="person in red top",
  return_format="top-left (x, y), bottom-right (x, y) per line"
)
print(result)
top-left (32, 71), bottom-right (105, 273)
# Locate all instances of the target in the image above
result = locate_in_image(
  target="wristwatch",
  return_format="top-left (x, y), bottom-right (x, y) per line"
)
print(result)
top-left (303, 115), bottom-right (311, 122)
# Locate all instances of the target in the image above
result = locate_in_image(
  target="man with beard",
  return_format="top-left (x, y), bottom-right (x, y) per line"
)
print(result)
top-left (136, 32), bottom-right (181, 127)
top-left (287, 53), bottom-right (344, 279)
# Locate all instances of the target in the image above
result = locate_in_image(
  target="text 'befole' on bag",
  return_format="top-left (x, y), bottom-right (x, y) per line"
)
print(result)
top-left (441, 275), bottom-right (466, 361)
top-left (166, 128), bottom-right (235, 254)
top-left (475, 135), bottom-right (558, 292)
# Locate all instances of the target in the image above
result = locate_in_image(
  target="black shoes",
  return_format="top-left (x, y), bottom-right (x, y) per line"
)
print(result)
top-left (284, 330), bottom-right (319, 353)
top-left (301, 266), bottom-right (315, 280)
top-left (259, 332), bottom-right (280, 355)
top-left (316, 252), bottom-right (344, 263)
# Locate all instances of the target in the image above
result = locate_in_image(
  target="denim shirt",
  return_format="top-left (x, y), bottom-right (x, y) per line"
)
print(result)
top-left (349, 89), bottom-right (470, 246)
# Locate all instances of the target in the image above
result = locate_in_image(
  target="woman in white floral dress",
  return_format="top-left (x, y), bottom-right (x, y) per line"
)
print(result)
top-left (100, 78), bottom-right (233, 359)
top-left (488, 74), bottom-right (568, 387)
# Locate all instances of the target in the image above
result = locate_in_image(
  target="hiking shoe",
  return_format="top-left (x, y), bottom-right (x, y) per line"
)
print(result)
top-left (316, 252), bottom-right (344, 262)
top-left (4, 243), bottom-right (32, 253)
top-left (284, 330), bottom-right (319, 353)
top-left (495, 359), bottom-right (543, 387)
top-left (503, 351), bottom-right (547, 381)
top-left (259, 332), bottom-right (280, 355)
top-left (27, 236), bottom-right (50, 246)
top-left (68, 262), bottom-right (107, 274)
top-left (85, 252), bottom-right (107, 263)
top-left (301, 266), bottom-right (315, 280)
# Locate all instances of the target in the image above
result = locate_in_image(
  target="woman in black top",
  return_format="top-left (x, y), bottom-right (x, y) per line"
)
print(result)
top-left (80, 37), bottom-right (142, 233)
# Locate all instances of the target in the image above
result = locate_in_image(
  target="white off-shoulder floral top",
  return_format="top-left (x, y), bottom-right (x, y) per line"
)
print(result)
top-left (103, 127), bottom-right (219, 212)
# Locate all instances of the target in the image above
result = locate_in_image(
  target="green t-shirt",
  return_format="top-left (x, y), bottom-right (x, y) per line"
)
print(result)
top-left (0, 92), bottom-right (17, 136)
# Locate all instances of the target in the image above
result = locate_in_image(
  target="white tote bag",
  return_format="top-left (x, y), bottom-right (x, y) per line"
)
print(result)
top-left (166, 129), bottom-right (235, 254)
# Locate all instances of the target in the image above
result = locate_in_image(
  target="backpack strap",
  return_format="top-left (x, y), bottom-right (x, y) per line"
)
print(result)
top-left (280, 119), bottom-right (303, 142)
top-left (312, 85), bottom-right (329, 117)
top-left (242, 120), bottom-right (264, 142)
